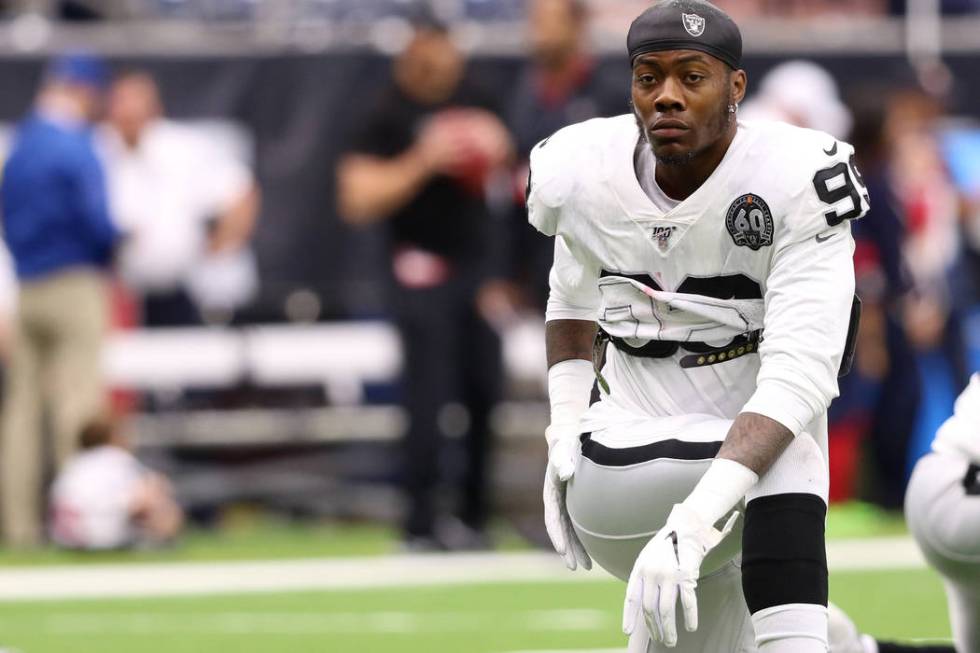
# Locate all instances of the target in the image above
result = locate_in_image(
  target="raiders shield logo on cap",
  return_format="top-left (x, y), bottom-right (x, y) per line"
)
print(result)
top-left (682, 13), bottom-right (705, 37)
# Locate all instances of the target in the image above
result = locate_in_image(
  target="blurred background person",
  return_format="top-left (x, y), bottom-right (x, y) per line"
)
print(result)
top-left (337, 5), bottom-right (513, 551)
top-left (506, 0), bottom-right (626, 310)
top-left (739, 60), bottom-right (853, 140)
top-left (49, 416), bottom-right (183, 550)
top-left (100, 70), bottom-right (261, 327)
top-left (0, 53), bottom-right (119, 548)
top-left (845, 92), bottom-right (923, 508)
top-left (885, 89), bottom-right (973, 392)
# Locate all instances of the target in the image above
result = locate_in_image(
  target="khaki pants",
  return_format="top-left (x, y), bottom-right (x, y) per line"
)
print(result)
top-left (1, 268), bottom-right (109, 547)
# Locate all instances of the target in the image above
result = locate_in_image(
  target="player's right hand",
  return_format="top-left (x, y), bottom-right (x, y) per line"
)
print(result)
top-left (626, 613), bottom-right (652, 653)
top-left (623, 504), bottom-right (738, 647)
top-left (543, 423), bottom-right (592, 571)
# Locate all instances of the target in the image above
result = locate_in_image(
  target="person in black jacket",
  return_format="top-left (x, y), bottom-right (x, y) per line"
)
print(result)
top-left (337, 10), bottom-right (513, 550)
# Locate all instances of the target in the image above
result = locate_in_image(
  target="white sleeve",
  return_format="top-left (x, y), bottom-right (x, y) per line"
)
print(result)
top-left (741, 224), bottom-right (856, 435)
top-left (526, 125), bottom-right (598, 322)
top-left (740, 137), bottom-right (868, 435)
top-left (200, 153), bottom-right (252, 215)
top-left (545, 234), bottom-right (600, 322)
top-left (186, 129), bottom-right (253, 216)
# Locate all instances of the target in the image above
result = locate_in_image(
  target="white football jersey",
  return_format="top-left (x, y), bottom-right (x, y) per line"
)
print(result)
top-left (528, 115), bottom-right (868, 450)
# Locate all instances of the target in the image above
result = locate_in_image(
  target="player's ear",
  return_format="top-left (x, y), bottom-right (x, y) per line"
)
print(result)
top-left (730, 69), bottom-right (747, 105)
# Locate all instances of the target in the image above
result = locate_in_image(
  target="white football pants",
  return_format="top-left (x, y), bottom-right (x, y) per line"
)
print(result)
top-left (565, 413), bottom-right (831, 653)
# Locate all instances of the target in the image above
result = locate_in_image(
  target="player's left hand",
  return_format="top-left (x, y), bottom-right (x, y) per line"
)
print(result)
top-left (623, 504), bottom-right (739, 648)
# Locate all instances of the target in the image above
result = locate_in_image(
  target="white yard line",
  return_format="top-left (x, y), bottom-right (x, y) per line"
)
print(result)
top-left (0, 609), bottom-right (613, 635)
top-left (0, 552), bottom-right (595, 601)
top-left (827, 535), bottom-right (926, 571)
top-left (0, 536), bottom-right (925, 602)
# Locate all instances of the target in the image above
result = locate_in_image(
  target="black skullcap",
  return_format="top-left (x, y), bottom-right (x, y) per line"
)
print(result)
top-left (627, 0), bottom-right (742, 70)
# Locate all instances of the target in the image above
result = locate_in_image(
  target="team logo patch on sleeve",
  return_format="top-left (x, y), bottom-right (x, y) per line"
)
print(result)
top-left (725, 194), bottom-right (774, 250)
top-left (682, 13), bottom-right (706, 36)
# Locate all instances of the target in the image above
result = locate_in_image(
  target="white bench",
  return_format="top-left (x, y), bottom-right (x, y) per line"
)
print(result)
top-left (104, 319), bottom-right (548, 405)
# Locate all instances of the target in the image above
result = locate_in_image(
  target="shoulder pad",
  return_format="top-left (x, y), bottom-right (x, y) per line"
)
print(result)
top-left (526, 116), bottom-right (628, 236)
top-left (756, 122), bottom-right (870, 239)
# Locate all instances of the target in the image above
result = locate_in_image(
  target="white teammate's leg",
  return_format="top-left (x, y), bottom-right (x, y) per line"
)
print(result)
top-left (941, 579), bottom-right (980, 653)
top-left (819, 450), bottom-right (965, 653)
top-left (906, 452), bottom-right (980, 653)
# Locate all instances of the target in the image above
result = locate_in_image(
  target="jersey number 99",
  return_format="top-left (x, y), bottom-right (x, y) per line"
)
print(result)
top-left (812, 155), bottom-right (869, 226)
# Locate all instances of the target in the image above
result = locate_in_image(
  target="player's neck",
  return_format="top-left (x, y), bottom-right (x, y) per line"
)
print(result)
top-left (654, 126), bottom-right (737, 201)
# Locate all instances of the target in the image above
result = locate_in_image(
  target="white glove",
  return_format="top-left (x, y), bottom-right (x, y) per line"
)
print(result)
top-left (623, 503), bottom-right (738, 648)
top-left (627, 611), bottom-right (652, 653)
top-left (543, 423), bottom-right (591, 571)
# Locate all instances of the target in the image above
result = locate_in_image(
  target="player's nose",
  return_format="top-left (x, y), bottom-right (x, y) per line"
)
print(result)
top-left (653, 77), bottom-right (685, 113)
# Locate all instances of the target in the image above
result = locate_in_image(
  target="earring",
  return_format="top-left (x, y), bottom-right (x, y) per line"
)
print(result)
top-left (728, 104), bottom-right (738, 114)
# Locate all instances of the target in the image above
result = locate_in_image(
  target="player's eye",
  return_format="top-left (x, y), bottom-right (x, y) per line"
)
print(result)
top-left (685, 73), bottom-right (705, 84)
top-left (636, 73), bottom-right (657, 86)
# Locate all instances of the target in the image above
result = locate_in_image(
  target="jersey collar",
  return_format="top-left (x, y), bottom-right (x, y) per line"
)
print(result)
top-left (611, 120), bottom-right (750, 255)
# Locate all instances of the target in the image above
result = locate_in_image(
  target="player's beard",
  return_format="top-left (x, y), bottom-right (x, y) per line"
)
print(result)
top-left (633, 92), bottom-right (735, 167)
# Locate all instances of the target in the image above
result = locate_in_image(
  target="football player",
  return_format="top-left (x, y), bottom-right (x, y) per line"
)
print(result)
top-left (904, 374), bottom-right (979, 653)
top-left (819, 375), bottom-right (976, 653)
top-left (530, 1), bottom-right (870, 651)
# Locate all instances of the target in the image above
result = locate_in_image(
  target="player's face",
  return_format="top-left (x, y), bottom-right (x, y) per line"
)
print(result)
top-left (631, 51), bottom-right (746, 165)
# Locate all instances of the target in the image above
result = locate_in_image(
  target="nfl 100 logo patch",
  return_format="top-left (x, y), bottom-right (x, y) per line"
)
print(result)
top-left (682, 13), bottom-right (705, 36)
top-left (725, 194), bottom-right (774, 250)
top-left (650, 225), bottom-right (677, 251)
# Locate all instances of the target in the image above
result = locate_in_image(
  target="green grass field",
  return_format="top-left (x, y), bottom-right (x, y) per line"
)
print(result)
top-left (0, 505), bottom-right (953, 653)
top-left (0, 569), bottom-right (952, 653)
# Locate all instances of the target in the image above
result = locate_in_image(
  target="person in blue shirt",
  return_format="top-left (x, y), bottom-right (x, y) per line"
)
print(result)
top-left (0, 53), bottom-right (120, 548)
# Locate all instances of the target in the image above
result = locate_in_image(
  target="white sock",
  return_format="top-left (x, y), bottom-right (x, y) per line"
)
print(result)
top-left (752, 603), bottom-right (829, 652)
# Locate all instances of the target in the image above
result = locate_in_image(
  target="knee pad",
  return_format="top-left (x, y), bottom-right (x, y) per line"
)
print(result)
top-left (742, 493), bottom-right (828, 614)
